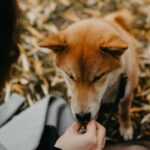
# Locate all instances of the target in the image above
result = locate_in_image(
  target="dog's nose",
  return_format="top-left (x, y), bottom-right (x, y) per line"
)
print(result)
top-left (75, 112), bottom-right (91, 122)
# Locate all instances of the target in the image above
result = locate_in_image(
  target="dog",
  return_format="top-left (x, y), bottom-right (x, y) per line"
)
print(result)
top-left (39, 10), bottom-right (139, 140)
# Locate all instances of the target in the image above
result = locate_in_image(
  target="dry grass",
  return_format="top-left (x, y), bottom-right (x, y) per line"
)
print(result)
top-left (1, 0), bottom-right (150, 140)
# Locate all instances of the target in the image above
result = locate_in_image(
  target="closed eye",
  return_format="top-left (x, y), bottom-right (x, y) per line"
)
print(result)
top-left (67, 74), bottom-right (75, 81)
top-left (92, 72), bottom-right (106, 83)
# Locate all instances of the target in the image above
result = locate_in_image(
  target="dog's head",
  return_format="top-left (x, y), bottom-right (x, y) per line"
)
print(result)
top-left (39, 19), bottom-right (128, 122)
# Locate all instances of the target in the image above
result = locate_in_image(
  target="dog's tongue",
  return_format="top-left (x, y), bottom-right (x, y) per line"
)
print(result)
top-left (78, 122), bottom-right (87, 134)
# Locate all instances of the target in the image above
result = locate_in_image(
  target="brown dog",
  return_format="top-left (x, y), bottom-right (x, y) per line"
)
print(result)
top-left (39, 10), bottom-right (139, 140)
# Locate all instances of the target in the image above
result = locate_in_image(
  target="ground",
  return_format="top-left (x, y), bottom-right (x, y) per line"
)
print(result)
top-left (1, 0), bottom-right (150, 141)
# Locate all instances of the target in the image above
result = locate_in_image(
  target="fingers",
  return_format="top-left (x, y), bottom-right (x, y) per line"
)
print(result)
top-left (96, 123), bottom-right (106, 150)
top-left (86, 120), bottom-right (97, 135)
top-left (69, 120), bottom-right (104, 139)
top-left (69, 121), bottom-right (81, 132)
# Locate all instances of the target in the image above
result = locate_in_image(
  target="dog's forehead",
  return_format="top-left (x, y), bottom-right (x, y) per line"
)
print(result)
top-left (77, 53), bottom-right (107, 80)
top-left (57, 48), bottom-right (119, 80)
top-left (63, 19), bottom-right (119, 44)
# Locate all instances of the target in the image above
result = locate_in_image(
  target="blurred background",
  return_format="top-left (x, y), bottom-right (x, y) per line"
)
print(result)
top-left (0, 0), bottom-right (150, 141)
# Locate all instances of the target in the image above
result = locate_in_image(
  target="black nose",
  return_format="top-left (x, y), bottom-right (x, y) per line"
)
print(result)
top-left (75, 112), bottom-right (91, 122)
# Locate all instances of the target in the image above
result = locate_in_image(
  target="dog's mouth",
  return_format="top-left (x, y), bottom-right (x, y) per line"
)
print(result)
top-left (75, 112), bottom-right (90, 132)
top-left (75, 112), bottom-right (92, 134)
top-left (78, 122), bottom-right (88, 134)
top-left (77, 114), bottom-right (99, 134)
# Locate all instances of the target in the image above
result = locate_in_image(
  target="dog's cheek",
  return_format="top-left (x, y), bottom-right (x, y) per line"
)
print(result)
top-left (97, 78), bottom-right (109, 103)
top-left (88, 100), bottom-right (100, 119)
top-left (56, 67), bottom-right (73, 96)
top-left (90, 77), bottom-right (109, 116)
top-left (70, 96), bottom-right (80, 118)
top-left (64, 76), bottom-right (73, 96)
top-left (70, 103), bottom-right (76, 118)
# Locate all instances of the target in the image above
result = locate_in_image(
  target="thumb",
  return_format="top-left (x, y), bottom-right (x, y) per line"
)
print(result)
top-left (86, 120), bottom-right (97, 135)
top-left (96, 123), bottom-right (106, 150)
top-left (69, 121), bottom-right (81, 133)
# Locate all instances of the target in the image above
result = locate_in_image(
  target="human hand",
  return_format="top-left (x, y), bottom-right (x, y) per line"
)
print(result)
top-left (55, 120), bottom-right (106, 150)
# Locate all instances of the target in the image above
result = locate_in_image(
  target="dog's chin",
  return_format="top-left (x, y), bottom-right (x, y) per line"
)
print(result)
top-left (94, 113), bottom-right (99, 120)
top-left (91, 105), bottom-right (101, 121)
top-left (88, 113), bottom-right (98, 122)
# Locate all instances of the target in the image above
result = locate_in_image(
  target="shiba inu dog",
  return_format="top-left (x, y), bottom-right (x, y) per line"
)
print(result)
top-left (39, 10), bottom-right (139, 140)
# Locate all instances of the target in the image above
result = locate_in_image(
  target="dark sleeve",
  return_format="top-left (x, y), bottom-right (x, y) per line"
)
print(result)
top-left (36, 125), bottom-right (60, 150)
top-left (50, 147), bottom-right (62, 150)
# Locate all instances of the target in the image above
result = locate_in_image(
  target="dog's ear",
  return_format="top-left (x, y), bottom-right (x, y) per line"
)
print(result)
top-left (100, 35), bottom-right (128, 57)
top-left (39, 34), bottom-right (68, 53)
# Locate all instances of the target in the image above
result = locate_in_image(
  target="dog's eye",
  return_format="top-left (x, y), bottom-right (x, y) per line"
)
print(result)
top-left (68, 74), bottom-right (75, 81)
top-left (92, 73), bottom-right (105, 83)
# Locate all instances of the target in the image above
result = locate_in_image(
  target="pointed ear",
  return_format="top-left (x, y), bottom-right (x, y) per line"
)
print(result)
top-left (39, 34), bottom-right (68, 53)
top-left (100, 36), bottom-right (128, 57)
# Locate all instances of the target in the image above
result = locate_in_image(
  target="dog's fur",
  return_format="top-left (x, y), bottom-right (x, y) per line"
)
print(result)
top-left (39, 10), bottom-right (139, 140)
